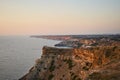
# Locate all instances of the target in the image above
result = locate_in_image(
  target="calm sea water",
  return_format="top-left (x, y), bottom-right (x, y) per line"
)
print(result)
top-left (0, 36), bottom-right (59, 80)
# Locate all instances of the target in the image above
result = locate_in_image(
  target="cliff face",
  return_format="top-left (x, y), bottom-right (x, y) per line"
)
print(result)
top-left (19, 46), bottom-right (120, 80)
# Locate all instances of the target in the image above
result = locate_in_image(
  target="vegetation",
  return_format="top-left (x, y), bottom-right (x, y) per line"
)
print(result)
top-left (70, 72), bottom-right (81, 80)
top-left (82, 66), bottom-right (89, 71)
top-left (88, 72), bottom-right (101, 80)
top-left (48, 74), bottom-right (54, 80)
top-left (88, 72), bottom-right (120, 80)
top-left (49, 60), bottom-right (55, 72)
top-left (63, 59), bottom-right (74, 69)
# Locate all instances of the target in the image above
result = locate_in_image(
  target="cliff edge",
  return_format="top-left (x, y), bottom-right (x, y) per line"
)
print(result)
top-left (19, 46), bottom-right (120, 80)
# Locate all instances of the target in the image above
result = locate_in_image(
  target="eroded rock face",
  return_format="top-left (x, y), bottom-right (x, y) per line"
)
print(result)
top-left (19, 46), bottom-right (120, 80)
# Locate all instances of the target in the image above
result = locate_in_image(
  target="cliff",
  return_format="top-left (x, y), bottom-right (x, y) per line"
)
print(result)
top-left (19, 46), bottom-right (120, 80)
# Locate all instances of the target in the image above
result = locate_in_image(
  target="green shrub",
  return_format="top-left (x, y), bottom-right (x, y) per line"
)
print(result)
top-left (82, 66), bottom-right (89, 71)
top-left (48, 74), bottom-right (54, 80)
top-left (63, 59), bottom-right (74, 69)
top-left (88, 72), bottom-right (101, 80)
top-left (70, 72), bottom-right (81, 80)
top-left (49, 60), bottom-right (55, 72)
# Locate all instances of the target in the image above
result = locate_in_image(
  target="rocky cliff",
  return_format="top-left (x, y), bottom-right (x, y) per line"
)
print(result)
top-left (19, 46), bottom-right (120, 80)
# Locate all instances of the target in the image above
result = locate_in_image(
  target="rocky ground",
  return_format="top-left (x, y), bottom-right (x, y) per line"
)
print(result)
top-left (19, 45), bottom-right (120, 80)
top-left (20, 35), bottom-right (120, 80)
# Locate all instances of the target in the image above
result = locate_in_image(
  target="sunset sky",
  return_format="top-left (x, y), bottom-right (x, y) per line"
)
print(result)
top-left (0, 0), bottom-right (120, 35)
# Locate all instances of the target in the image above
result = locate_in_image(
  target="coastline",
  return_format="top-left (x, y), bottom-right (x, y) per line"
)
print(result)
top-left (19, 45), bottom-right (120, 80)
top-left (19, 35), bottom-right (120, 80)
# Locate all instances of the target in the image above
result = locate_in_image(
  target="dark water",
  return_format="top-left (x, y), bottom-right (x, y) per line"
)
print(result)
top-left (0, 36), bottom-right (59, 80)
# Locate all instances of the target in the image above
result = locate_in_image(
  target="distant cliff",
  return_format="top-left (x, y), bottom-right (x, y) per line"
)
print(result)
top-left (19, 46), bottom-right (120, 80)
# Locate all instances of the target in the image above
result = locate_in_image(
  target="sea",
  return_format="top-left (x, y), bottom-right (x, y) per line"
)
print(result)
top-left (0, 36), bottom-right (60, 80)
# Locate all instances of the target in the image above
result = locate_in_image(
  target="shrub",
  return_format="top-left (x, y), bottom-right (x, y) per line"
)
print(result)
top-left (88, 72), bottom-right (101, 80)
top-left (70, 72), bottom-right (81, 80)
top-left (63, 59), bottom-right (74, 69)
top-left (49, 60), bottom-right (55, 72)
top-left (82, 66), bottom-right (89, 71)
top-left (48, 74), bottom-right (54, 80)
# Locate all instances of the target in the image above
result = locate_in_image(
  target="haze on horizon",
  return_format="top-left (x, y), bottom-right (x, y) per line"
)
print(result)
top-left (0, 0), bottom-right (120, 35)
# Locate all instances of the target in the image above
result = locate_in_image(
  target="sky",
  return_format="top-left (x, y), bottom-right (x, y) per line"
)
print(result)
top-left (0, 0), bottom-right (120, 35)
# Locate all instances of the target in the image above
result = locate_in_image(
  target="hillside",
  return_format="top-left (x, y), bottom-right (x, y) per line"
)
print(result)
top-left (19, 46), bottom-right (120, 80)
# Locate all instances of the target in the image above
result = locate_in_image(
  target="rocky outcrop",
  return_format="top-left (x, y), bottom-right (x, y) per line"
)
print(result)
top-left (19, 46), bottom-right (120, 80)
